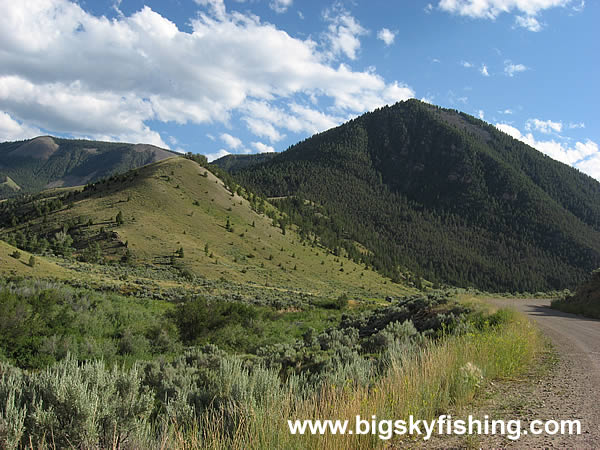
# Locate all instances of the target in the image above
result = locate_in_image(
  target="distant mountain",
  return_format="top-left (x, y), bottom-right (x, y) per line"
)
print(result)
top-left (0, 136), bottom-right (177, 198)
top-left (229, 99), bottom-right (600, 292)
top-left (213, 153), bottom-right (277, 173)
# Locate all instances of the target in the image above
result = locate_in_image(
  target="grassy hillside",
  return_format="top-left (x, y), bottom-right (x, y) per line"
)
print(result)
top-left (0, 136), bottom-right (177, 198)
top-left (232, 99), bottom-right (600, 292)
top-left (0, 240), bottom-right (70, 279)
top-left (0, 156), bottom-right (415, 299)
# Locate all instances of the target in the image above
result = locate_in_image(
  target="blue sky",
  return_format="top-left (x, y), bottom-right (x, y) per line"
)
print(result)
top-left (0, 0), bottom-right (598, 178)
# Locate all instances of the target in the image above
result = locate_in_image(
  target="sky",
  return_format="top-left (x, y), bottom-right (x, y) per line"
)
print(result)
top-left (0, 0), bottom-right (598, 178)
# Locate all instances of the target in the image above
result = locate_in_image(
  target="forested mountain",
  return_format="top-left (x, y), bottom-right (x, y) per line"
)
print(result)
top-left (230, 99), bottom-right (600, 292)
top-left (0, 136), bottom-right (177, 198)
top-left (214, 152), bottom-right (276, 173)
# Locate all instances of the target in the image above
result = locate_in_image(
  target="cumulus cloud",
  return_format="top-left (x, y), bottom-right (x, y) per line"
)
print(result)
top-left (0, 111), bottom-right (43, 141)
top-left (194, 0), bottom-right (226, 20)
top-left (377, 28), bottom-right (396, 46)
top-left (323, 7), bottom-right (368, 60)
top-left (478, 110), bottom-right (485, 119)
top-left (526, 118), bottom-right (562, 133)
top-left (461, 60), bottom-right (473, 67)
top-left (515, 15), bottom-right (542, 31)
top-left (504, 61), bottom-right (528, 76)
top-left (438, 0), bottom-right (572, 18)
top-left (220, 133), bottom-right (243, 149)
top-left (480, 64), bottom-right (490, 76)
top-left (270, 0), bottom-right (293, 13)
top-left (241, 100), bottom-right (348, 142)
top-left (0, 0), bottom-right (414, 147)
top-left (205, 148), bottom-right (231, 162)
top-left (438, 0), bottom-right (572, 31)
top-left (495, 122), bottom-right (600, 179)
top-left (569, 122), bottom-right (585, 129)
top-left (251, 141), bottom-right (275, 153)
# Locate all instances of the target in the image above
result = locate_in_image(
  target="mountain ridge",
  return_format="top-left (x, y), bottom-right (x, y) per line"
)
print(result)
top-left (225, 99), bottom-right (600, 291)
top-left (0, 135), bottom-right (177, 198)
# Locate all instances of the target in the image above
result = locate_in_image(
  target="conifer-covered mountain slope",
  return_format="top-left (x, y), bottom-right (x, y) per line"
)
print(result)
top-left (214, 153), bottom-right (276, 173)
top-left (0, 136), bottom-right (177, 198)
top-left (229, 99), bottom-right (600, 292)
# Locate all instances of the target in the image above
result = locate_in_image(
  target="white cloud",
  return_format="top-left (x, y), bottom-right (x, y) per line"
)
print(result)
top-left (323, 8), bottom-right (368, 60)
top-left (438, 0), bottom-right (572, 19)
top-left (480, 64), bottom-right (490, 76)
top-left (500, 109), bottom-right (513, 114)
top-left (220, 132), bottom-right (243, 149)
top-left (270, 0), bottom-right (293, 13)
top-left (241, 100), bottom-right (347, 142)
top-left (194, 0), bottom-right (226, 20)
top-left (244, 117), bottom-right (285, 142)
top-left (478, 110), bottom-right (485, 119)
top-left (0, 111), bottom-right (43, 141)
top-left (526, 118), bottom-right (562, 133)
top-left (495, 122), bottom-right (600, 179)
top-left (251, 141), bottom-right (275, 153)
top-left (377, 28), bottom-right (396, 46)
top-left (438, 0), bottom-right (573, 32)
top-left (205, 148), bottom-right (230, 162)
top-left (572, 0), bottom-right (585, 12)
top-left (504, 61), bottom-right (528, 76)
top-left (0, 76), bottom-right (166, 146)
top-left (425, 3), bottom-right (434, 13)
top-left (461, 60), bottom-right (473, 67)
top-left (568, 122), bottom-right (585, 129)
top-left (0, 0), bottom-right (414, 147)
top-left (515, 15), bottom-right (542, 31)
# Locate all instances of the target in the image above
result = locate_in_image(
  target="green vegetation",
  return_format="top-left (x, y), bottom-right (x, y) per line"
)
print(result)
top-left (214, 152), bottom-right (277, 173)
top-left (0, 278), bottom-right (177, 369)
top-left (226, 99), bottom-right (600, 292)
top-left (0, 279), bottom-right (541, 448)
top-left (552, 269), bottom-right (600, 318)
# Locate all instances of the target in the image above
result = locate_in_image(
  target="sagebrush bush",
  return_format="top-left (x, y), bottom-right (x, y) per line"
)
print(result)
top-left (0, 357), bottom-right (154, 448)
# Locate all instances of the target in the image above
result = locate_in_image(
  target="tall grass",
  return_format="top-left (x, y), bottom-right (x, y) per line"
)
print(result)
top-left (165, 310), bottom-right (540, 449)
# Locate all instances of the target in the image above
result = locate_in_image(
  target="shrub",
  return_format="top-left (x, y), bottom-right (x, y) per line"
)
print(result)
top-left (0, 357), bottom-right (154, 448)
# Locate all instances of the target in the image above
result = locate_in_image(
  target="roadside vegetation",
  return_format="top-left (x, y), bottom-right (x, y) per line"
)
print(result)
top-left (552, 269), bottom-right (600, 319)
top-left (0, 276), bottom-right (541, 448)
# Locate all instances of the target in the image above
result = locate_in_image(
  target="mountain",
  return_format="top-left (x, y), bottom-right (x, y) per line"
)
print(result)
top-left (0, 136), bottom-right (177, 198)
top-left (0, 156), bottom-right (414, 298)
top-left (213, 152), bottom-right (276, 173)
top-left (228, 99), bottom-right (600, 292)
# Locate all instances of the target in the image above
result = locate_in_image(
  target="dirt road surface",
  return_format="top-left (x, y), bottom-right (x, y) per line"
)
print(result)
top-left (483, 298), bottom-right (600, 448)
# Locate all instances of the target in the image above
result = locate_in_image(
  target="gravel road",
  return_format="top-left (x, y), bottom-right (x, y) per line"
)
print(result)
top-left (484, 298), bottom-right (600, 448)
